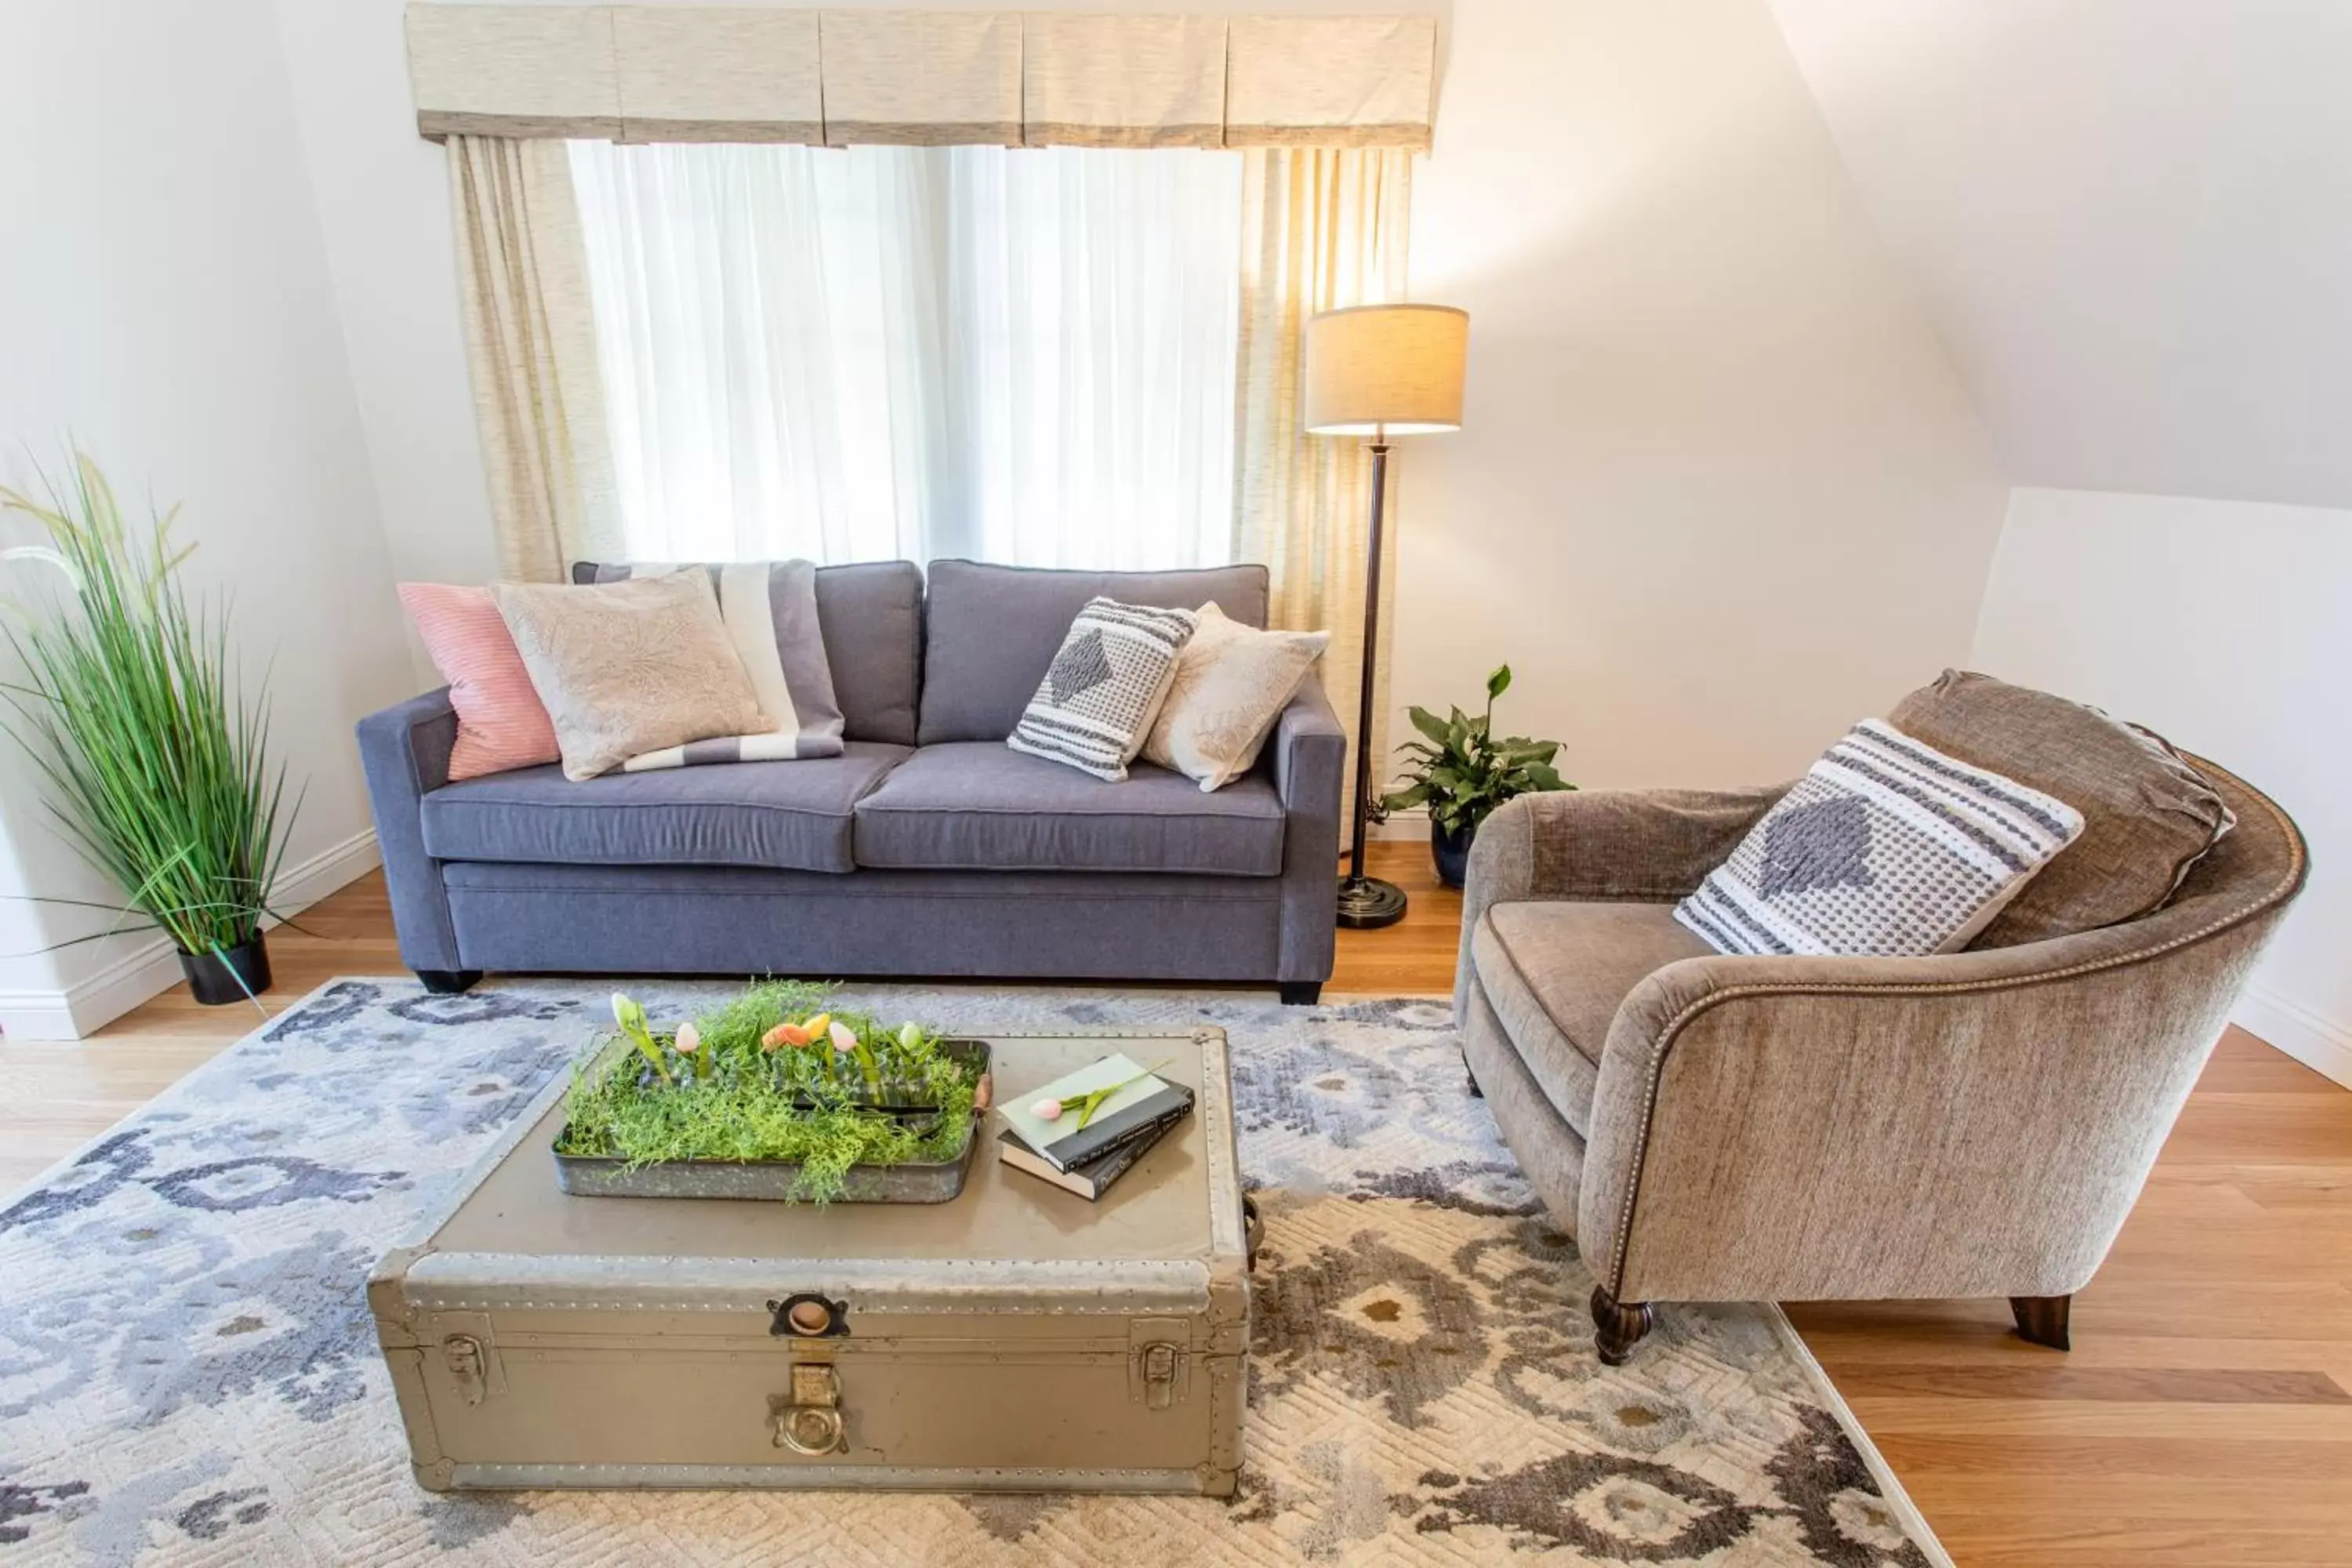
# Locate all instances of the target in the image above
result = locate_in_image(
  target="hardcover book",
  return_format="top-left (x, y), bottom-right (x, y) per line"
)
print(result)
top-left (996, 1112), bottom-right (1179, 1200)
top-left (997, 1053), bottom-right (1196, 1172)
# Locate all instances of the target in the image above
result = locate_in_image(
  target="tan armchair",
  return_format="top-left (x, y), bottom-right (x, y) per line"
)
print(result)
top-left (1454, 760), bottom-right (2306, 1363)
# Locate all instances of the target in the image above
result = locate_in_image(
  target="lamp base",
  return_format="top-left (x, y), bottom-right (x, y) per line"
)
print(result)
top-left (1336, 875), bottom-right (1408, 930)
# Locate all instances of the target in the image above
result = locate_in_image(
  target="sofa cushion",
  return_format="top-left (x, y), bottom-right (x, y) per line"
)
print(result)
top-left (853, 741), bottom-right (1285, 875)
top-left (420, 742), bottom-right (912, 872)
top-left (1472, 902), bottom-right (1713, 1133)
top-left (917, 560), bottom-right (1270, 743)
top-left (815, 561), bottom-right (924, 746)
top-left (1888, 670), bottom-right (2235, 946)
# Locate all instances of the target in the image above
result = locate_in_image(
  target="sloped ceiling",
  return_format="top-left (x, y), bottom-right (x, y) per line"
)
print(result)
top-left (1766, 0), bottom-right (2352, 510)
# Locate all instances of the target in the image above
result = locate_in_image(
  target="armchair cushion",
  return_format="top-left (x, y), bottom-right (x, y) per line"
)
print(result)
top-left (1454, 786), bottom-right (1788, 1026)
top-left (1471, 901), bottom-right (1711, 1132)
top-left (1889, 670), bottom-right (2234, 946)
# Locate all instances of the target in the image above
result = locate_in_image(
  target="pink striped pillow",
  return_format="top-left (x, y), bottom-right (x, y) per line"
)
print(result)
top-left (397, 583), bottom-right (560, 781)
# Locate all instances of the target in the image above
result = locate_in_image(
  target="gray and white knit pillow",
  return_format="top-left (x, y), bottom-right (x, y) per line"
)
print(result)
top-left (1007, 598), bottom-right (1197, 782)
top-left (572, 560), bottom-right (845, 768)
top-left (1675, 718), bottom-right (2085, 957)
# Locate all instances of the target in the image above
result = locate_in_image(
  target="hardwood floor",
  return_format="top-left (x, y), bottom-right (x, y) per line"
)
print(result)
top-left (4, 844), bottom-right (2348, 1566)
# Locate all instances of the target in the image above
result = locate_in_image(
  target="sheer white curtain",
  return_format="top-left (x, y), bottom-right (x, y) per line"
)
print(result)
top-left (568, 140), bottom-right (1241, 568)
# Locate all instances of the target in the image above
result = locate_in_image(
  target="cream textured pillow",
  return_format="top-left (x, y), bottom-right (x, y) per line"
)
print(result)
top-left (1142, 603), bottom-right (1330, 792)
top-left (492, 569), bottom-right (768, 782)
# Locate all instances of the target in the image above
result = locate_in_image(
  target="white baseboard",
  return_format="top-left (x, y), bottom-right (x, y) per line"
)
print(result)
top-left (1368, 805), bottom-right (1429, 841)
top-left (2233, 985), bottom-right (2352, 1090)
top-left (0, 829), bottom-right (379, 1042)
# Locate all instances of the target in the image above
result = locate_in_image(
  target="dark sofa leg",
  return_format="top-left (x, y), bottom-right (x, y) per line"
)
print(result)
top-left (1278, 982), bottom-right (1322, 1006)
top-left (1591, 1285), bottom-right (1655, 1365)
top-left (1463, 1052), bottom-right (1483, 1097)
top-left (416, 969), bottom-right (481, 996)
top-left (2010, 1294), bottom-right (2072, 1351)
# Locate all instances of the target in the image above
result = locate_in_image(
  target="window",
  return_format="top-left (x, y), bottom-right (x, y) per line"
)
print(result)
top-left (569, 140), bottom-right (1243, 569)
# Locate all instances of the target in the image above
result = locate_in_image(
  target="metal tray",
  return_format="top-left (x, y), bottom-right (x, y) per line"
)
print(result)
top-left (550, 1038), bottom-right (991, 1203)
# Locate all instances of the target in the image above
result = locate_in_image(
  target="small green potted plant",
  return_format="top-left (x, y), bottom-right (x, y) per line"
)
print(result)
top-left (554, 982), bottom-right (993, 1203)
top-left (1, 453), bottom-right (297, 1004)
top-left (1376, 665), bottom-right (1572, 888)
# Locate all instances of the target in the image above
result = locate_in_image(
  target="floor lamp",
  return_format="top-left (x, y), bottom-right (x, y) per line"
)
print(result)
top-left (1302, 303), bottom-right (1469, 931)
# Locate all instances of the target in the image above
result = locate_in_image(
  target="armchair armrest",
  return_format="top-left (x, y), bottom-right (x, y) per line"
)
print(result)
top-left (355, 688), bottom-right (463, 972)
top-left (1456, 785), bottom-right (1788, 1022)
top-left (1577, 893), bottom-right (2296, 1308)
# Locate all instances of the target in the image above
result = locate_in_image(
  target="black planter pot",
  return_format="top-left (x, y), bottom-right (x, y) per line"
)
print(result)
top-left (179, 935), bottom-right (273, 1006)
top-left (1431, 820), bottom-right (1475, 889)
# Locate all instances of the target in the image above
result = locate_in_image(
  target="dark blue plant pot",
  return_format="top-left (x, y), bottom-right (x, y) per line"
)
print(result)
top-left (1431, 821), bottom-right (1475, 890)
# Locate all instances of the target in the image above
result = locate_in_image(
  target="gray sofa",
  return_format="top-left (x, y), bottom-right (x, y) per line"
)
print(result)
top-left (358, 560), bottom-right (1344, 1000)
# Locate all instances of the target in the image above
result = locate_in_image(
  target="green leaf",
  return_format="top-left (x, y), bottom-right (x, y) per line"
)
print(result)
top-left (1486, 664), bottom-right (1512, 701)
top-left (1406, 706), bottom-right (1452, 746)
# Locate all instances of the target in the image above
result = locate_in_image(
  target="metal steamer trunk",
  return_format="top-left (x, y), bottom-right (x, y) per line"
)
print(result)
top-left (369, 1030), bottom-right (1250, 1495)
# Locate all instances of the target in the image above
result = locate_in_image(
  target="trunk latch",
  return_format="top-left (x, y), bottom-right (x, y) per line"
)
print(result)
top-left (442, 1335), bottom-right (490, 1406)
top-left (1128, 1316), bottom-right (1191, 1409)
top-left (773, 1362), bottom-right (846, 1455)
top-left (1139, 1342), bottom-right (1184, 1410)
top-left (433, 1311), bottom-right (505, 1407)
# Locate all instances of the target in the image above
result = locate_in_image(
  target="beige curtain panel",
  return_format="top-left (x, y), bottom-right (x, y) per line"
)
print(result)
top-left (1022, 13), bottom-right (1225, 150)
top-left (405, 5), bottom-right (1435, 150)
top-left (408, 5), bottom-right (621, 140)
top-left (613, 8), bottom-right (822, 144)
top-left (1225, 17), bottom-right (1436, 151)
top-left (447, 136), bottom-right (620, 583)
top-left (1232, 147), bottom-right (1415, 829)
top-left (820, 10), bottom-right (1022, 147)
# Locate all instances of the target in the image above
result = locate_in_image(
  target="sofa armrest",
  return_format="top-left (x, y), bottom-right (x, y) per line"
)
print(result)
top-left (1270, 673), bottom-right (1346, 804)
top-left (1456, 785), bottom-right (1788, 1023)
top-left (1271, 673), bottom-right (1345, 984)
top-left (355, 688), bottom-right (463, 972)
top-left (1577, 898), bottom-right (2294, 1307)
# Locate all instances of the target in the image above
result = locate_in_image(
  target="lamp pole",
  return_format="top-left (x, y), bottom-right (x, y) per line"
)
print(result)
top-left (1337, 436), bottom-right (1403, 927)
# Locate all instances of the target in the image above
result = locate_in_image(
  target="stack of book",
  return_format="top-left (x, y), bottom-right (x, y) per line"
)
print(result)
top-left (996, 1053), bottom-right (1194, 1200)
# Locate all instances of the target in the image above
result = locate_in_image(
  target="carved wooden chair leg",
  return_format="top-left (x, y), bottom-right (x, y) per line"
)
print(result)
top-left (2010, 1294), bottom-right (2072, 1351)
top-left (1591, 1285), bottom-right (1655, 1365)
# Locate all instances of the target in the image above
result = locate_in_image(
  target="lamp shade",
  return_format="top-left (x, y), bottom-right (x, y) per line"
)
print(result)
top-left (1301, 303), bottom-right (1468, 436)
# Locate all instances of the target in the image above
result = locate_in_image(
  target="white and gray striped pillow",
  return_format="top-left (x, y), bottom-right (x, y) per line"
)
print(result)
top-left (1675, 718), bottom-right (2085, 958)
top-left (1007, 597), bottom-right (1197, 782)
top-left (572, 560), bottom-right (845, 769)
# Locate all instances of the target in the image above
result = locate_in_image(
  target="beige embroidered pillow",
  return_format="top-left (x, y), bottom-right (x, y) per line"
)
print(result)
top-left (1142, 603), bottom-right (1330, 792)
top-left (492, 569), bottom-right (768, 782)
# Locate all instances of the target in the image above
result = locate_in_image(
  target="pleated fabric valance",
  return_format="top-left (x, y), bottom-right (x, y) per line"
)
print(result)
top-left (406, 5), bottom-right (1436, 151)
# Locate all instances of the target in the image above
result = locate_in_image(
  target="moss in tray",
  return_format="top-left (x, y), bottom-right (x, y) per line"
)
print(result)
top-left (554, 981), bottom-right (985, 1202)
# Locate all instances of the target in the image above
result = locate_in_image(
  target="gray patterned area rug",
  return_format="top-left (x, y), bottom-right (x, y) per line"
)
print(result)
top-left (0, 979), bottom-right (1947, 1566)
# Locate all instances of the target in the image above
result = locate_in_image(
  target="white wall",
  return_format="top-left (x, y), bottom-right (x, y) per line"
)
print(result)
top-left (0, 0), bottom-right (413, 1036)
top-left (1396, 0), bottom-right (2009, 789)
top-left (1972, 488), bottom-right (2352, 1086)
top-left (1767, 0), bottom-right (2352, 511)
